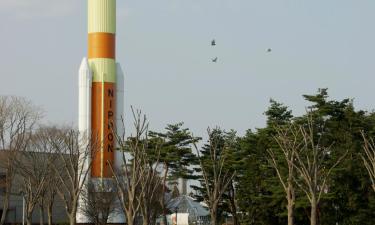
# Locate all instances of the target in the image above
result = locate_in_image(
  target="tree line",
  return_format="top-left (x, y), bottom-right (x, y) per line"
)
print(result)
top-left (1, 88), bottom-right (375, 225)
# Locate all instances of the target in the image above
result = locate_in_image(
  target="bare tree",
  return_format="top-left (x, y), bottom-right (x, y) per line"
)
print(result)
top-left (111, 109), bottom-right (162, 225)
top-left (34, 127), bottom-right (61, 225)
top-left (139, 166), bottom-right (162, 225)
top-left (38, 194), bottom-right (45, 225)
top-left (49, 129), bottom-right (94, 225)
top-left (79, 181), bottom-right (118, 225)
top-left (16, 152), bottom-right (50, 225)
top-left (267, 124), bottom-right (303, 225)
top-left (44, 170), bottom-right (59, 225)
top-left (0, 96), bottom-right (41, 225)
top-left (194, 128), bottom-right (236, 225)
top-left (15, 128), bottom-right (57, 225)
top-left (293, 116), bottom-right (347, 225)
top-left (360, 131), bottom-right (375, 192)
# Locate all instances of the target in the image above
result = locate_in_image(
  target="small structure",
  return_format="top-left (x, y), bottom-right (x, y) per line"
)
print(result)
top-left (166, 195), bottom-right (210, 225)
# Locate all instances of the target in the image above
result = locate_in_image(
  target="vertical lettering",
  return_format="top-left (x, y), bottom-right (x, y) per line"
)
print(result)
top-left (108, 121), bottom-right (114, 130)
top-left (108, 110), bottom-right (114, 118)
top-left (108, 133), bottom-right (113, 141)
top-left (108, 144), bottom-right (114, 152)
top-left (108, 89), bottom-right (114, 97)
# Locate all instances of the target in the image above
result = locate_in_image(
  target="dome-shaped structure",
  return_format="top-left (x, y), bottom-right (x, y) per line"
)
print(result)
top-left (166, 195), bottom-right (210, 225)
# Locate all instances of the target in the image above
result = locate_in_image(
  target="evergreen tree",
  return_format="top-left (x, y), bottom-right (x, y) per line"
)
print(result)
top-left (191, 128), bottom-right (237, 225)
top-left (148, 123), bottom-right (200, 225)
top-left (236, 100), bottom-right (301, 225)
top-left (300, 89), bottom-right (375, 225)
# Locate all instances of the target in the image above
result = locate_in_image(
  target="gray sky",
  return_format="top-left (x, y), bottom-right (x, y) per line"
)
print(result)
top-left (0, 0), bottom-right (374, 137)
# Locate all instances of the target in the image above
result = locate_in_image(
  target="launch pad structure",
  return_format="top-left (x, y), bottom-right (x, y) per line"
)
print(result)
top-left (77, 0), bottom-right (125, 223)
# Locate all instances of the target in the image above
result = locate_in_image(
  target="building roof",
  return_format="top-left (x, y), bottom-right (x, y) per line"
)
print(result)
top-left (167, 195), bottom-right (209, 217)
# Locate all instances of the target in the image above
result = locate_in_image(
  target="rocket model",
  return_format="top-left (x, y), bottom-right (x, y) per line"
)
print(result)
top-left (78, 0), bottom-right (124, 223)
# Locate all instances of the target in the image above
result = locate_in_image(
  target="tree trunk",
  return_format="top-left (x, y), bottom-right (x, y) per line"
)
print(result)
top-left (210, 208), bottom-right (217, 225)
top-left (0, 173), bottom-right (13, 225)
top-left (0, 192), bottom-right (9, 225)
top-left (142, 217), bottom-right (148, 225)
top-left (39, 204), bottom-right (44, 225)
top-left (232, 211), bottom-right (238, 225)
top-left (286, 185), bottom-right (294, 225)
top-left (311, 196), bottom-right (317, 225)
top-left (287, 200), bottom-right (294, 225)
top-left (26, 213), bottom-right (33, 225)
top-left (69, 205), bottom-right (77, 225)
top-left (47, 203), bottom-right (53, 225)
top-left (141, 207), bottom-right (149, 225)
top-left (69, 214), bottom-right (76, 225)
top-left (161, 164), bottom-right (169, 225)
top-left (125, 209), bottom-right (134, 225)
top-left (228, 181), bottom-right (239, 225)
top-left (150, 209), bottom-right (157, 225)
top-left (26, 203), bottom-right (37, 225)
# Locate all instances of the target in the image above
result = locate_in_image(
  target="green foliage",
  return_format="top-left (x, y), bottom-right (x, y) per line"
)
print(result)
top-left (265, 99), bottom-right (293, 126)
top-left (191, 128), bottom-right (237, 200)
top-left (149, 122), bottom-right (200, 182)
top-left (191, 128), bottom-right (239, 225)
top-left (147, 89), bottom-right (375, 225)
top-left (235, 100), bottom-right (300, 225)
top-left (233, 90), bottom-right (375, 224)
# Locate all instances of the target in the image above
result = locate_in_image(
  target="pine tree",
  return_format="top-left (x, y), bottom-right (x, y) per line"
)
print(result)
top-left (148, 123), bottom-right (200, 225)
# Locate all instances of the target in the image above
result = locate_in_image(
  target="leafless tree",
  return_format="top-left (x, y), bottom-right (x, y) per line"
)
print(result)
top-left (49, 129), bottom-right (95, 225)
top-left (34, 127), bottom-right (61, 225)
top-left (147, 181), bottom-right (164, 225)
top-left (44, 170), bottom-right (59, 225)
top-left (38, 194), bottom-right (45, 225)
top-left (15, 128), bottom-right (57, 225)
top-left (79, 181), bottom-right (118, 225)
top-left (16, 153), bottom-right (49, 225)
top-left (194, 128), bottom-right (236, 225)
top-left (111, 108), bottom-right (162, 225)
top-left (139, 166), bottom-right (162, 225)
top-left (267, 124), bottom-right (303, 225)
top-left (293, 116), bottom-right (347, 225)
top-left (0, 96), bottom-right (41, 225)
top-left (360, 131), bottom-right (375, 192)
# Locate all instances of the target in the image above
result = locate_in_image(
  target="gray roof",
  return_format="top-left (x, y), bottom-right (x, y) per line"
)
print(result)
top-left (167, 195), bottom-right (209, 217)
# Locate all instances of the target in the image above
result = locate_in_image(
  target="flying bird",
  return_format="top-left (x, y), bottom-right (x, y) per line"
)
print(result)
top-left (212, 57), bottom-right (218, 63)
top-left (211, 39), bottom-right (216, 46)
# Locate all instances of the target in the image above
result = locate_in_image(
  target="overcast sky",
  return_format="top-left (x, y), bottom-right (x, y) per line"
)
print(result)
top-left (0, 0), bottom-right (374, 137)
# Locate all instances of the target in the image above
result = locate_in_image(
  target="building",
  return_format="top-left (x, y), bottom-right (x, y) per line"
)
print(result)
top-left (0, 150), bottom-right (68, 224)
top-left (166, 195), bottom-right (210, 225)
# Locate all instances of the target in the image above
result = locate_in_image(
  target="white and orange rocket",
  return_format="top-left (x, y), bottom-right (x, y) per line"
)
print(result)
top-left (78, 0), bottom-right (124, 222)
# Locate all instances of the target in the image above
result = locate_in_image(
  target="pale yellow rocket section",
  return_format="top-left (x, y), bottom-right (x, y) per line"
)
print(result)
top-left (88, 0), bottom-right (116, 34)
top-left (89, 59), bottom-right (116, 83)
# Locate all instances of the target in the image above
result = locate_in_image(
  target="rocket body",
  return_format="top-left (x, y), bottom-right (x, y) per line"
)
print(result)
top-left (77, 0), bottom-right (125, 223)
top-left (88, 0), bottom-right (116, 179)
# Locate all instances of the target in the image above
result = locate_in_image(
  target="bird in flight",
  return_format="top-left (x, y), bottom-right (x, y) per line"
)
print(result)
top-left (267, 48), bottom-right (272, 52)
top-left (212, 57), bottom-right (218, 63)
top-left (211, 39), bottom-right (216, 46)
